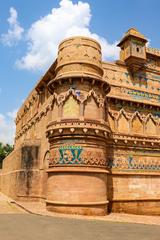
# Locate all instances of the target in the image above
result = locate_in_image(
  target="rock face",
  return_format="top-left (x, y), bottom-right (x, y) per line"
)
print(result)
top-left (1, 29), bottom-right (160, 216)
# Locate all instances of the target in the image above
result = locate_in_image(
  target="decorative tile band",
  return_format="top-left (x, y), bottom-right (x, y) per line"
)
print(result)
top-left (49, 146), bottom-right (160, 171)
top-left (127, 89), bottom-right (160, 101)
top-left (49, 146), bottom-right (107, 167)
top-left (108, 156), bottom-right (160, 171)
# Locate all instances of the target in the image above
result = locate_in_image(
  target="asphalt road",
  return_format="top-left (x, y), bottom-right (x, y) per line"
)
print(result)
top-left (0, 214), bottom-right (159, 240)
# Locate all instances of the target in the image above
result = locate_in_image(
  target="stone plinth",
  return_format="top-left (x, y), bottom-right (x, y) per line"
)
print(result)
top-left (46, 167), bottom-right (108, 216)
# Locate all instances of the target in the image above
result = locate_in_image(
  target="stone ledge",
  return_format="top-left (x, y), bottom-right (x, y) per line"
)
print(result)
top-left (46, 200), bottom-right (109, 206)
top-left (110, 170), bottom-right (160, 176)
top-left (47, 167), bottom-right (109, 173)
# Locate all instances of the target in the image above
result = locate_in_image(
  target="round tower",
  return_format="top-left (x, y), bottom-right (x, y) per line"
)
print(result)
top-left (46, 36), bottom-right (110, 215)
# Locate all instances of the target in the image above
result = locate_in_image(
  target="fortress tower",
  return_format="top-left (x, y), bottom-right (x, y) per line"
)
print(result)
top-left (45, 37), bottom-right (110, 215)
top-left (1, 29), bottom-right (160, 216)
top-left (118, 28), bottom-right (147, 72)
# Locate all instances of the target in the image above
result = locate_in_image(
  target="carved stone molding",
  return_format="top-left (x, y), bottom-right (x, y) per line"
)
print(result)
top-left (52, 89), bottom-right (106, 107)
top-left (46, 120), bottom-right (110, 139)
top-left (108, 156), bottom-right (160, 171)
top-left (111, 133), bottom-right (160, 148)
top-left (109, 109), bottom-right (159, 125)
top-left (15, 88), bottom-right (107, 140)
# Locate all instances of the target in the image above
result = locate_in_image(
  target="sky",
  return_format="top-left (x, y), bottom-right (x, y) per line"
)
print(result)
top-left (0, 0), bottom-right (160, 144)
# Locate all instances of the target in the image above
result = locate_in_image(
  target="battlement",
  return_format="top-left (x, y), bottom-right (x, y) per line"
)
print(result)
top-left (147, 47), bottom-right (160, 57)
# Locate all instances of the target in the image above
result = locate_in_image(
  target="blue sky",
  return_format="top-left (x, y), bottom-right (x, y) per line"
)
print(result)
top-left (0, 0), bottom-right (160, 144)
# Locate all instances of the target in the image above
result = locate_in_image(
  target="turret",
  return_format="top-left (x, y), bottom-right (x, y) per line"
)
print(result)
top-left (117, 28), bottom-right (148, 72)
top-left (46, 36), bottom-right (110, 216)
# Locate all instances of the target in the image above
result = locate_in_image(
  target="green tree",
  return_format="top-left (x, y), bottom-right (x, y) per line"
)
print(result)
top-left (0, 143), bottom-right (13, 169)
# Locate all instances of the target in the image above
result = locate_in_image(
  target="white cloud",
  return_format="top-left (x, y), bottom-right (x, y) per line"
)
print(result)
top-left (16, 0), bottom-right (119, 71)
top-left (7, 109), bottom-right (18, 119)
top-left (0, 109), bottom-right (17, 145)
top-left (1, 7), bottom-right (24, 46)
top-left (146, 39), bottom-right (151, 47)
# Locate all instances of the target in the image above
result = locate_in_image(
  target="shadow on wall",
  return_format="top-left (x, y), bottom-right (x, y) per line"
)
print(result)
top-left (19, 145), bottom-right (39, 196)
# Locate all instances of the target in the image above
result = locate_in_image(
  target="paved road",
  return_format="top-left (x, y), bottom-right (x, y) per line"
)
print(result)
top-left (0, 193), bottom-right (159, 240)
top-left (0, 214), bottom-right (160, 240)
top-left (0, 193), bottom-right (25, 214)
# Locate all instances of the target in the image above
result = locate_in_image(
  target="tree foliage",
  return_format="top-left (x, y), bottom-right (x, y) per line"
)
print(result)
top-left (0, 143), bottom-right (13, 169)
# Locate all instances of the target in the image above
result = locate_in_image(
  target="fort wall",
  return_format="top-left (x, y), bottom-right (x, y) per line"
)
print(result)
top-left (1, 28), bottom-right (160, 215)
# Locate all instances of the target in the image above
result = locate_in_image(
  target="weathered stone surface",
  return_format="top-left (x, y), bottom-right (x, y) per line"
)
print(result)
top-left (1, 29), bottom-right (160, 216)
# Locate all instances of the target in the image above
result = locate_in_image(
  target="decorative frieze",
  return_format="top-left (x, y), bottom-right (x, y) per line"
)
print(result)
top-left (108, 107), bottom-right (160, 136)
top-left (16, 86), bottom-right (107, 140)
top-left (49, 145), bottom-right (107, 167)
top-left (108, 156), bottom-right (160, 171)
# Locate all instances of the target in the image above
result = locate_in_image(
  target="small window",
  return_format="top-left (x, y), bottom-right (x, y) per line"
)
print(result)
top-left (136, 47), bottom-right (140, 52)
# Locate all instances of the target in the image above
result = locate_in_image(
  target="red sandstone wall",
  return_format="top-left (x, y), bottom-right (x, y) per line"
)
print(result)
top-left (1, 35), bottom-right (160, 216)
top-left (0, 87), bottom-right (52, 201)
top-left (109, 173), bottom-right (160, 215)
top-left (1, 149), bottom-right (21, 199)
top-left (0, 141), bottom-right (48, 201)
